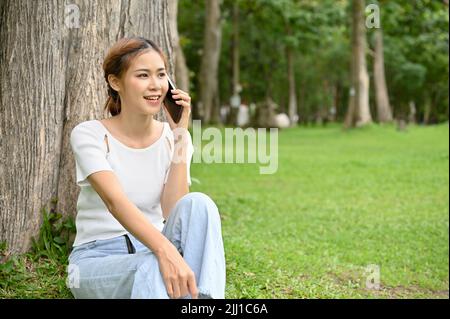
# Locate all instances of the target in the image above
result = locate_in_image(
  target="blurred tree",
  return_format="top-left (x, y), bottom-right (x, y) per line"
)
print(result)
top-left (372, 26), bottom-right (393, 123)
top-left (234, 0), bottom-right (346, 125)
top-left (345, 0), bottom-right (372, 128)
top-left (178, 0), bottom-right (205, 119)
top-left (198, 0), bottom-right (223, 124)
top-left (382, 0), bottom-right (448, 123)
top-left (367, 1), bottom-right (393, 123)
top-left (178, 0), bottom-right (448, 125)
top-left (225, 0), bottom-right (241, 126)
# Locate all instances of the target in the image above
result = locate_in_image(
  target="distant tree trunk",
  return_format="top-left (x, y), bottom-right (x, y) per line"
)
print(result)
top-left (408, 100), bottom-right (416, 124)
top-left (298, 79), bottom-right (306, 124)
top-left (227, 1), bottom-right (240, 126)
top-left (331, 83), bottom-right (340, 121)
top-left (199, 0), bottom-right (222, 124)
top-left (373, 28), bottom-right (393, 123)
top-left (424, 96), bottom-right (432, 124)
top-left (0, 0), bottom-right (173, 254)
top-left (286, 27), bottom-right (298, 126)
top-left (345, 0), bottom-right (372, 128)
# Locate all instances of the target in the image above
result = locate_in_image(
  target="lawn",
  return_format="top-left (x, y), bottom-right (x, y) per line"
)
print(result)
top-left (193, 122), bottom-right (449, 298)
top-left (1, 123), bottom-right (448, 298)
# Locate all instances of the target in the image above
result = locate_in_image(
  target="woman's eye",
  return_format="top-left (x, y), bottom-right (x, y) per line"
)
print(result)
top-left (138, 73), bottom-right (165, 78)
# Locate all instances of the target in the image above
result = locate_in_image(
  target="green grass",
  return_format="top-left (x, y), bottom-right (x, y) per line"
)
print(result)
top-left (0, 209), bottom-right (75, 299)
top-left (1, 123), bottom-right (448, 298)
top-left (192, 122), bottom-right (449, 298)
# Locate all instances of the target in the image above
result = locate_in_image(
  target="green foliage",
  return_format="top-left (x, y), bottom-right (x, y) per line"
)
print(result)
top-left (31, 208), bottom-right (76, 264)
top-left (0, 242), bottom-right (15, 277)
top-left (191, 123), bottom-right (449, 298)
top-left (0, 210), bottom-right (76, 298)
top-left (379, 0), bottom-right (449, 122)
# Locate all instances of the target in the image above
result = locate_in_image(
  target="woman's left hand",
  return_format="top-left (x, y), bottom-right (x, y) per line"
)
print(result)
top-left (163, 89), bottom-right (191, 131)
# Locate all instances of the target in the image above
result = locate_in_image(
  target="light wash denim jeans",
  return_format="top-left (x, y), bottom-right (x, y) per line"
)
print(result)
top-left (67, 192), bottom-right (226, 299)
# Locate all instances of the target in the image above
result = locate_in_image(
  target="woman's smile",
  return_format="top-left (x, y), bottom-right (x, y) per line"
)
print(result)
top-left (143, 94), bottom-right (162, 106)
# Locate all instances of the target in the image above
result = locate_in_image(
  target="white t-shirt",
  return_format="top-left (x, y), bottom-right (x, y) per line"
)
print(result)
top-left (70, 119), bottom-right (193, 247)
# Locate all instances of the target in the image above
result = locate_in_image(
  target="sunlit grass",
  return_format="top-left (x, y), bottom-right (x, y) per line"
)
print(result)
top-left (191, 123), bottom-right (449, 298)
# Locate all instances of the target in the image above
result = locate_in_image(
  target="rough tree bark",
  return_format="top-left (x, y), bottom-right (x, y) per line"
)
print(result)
top-left (0, 0), bottom-right (173, 254)
top-left (0, 0), bottom-right (68, 255)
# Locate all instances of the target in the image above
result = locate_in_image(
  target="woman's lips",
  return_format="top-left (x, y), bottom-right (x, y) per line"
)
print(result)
top-left (144, 96), bottom-right (161, 106)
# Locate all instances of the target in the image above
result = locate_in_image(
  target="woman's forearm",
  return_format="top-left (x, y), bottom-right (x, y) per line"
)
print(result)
top-left (161, 129), bottom-right (191, 219)
top-left (108, 195), bottom-right (171, 257)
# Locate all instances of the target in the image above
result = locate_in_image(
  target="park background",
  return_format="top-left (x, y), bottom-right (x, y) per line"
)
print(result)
top-left (0, 0), bottom-right (448, 298)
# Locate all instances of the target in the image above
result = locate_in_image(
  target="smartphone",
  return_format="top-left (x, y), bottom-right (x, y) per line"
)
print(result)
top-left (164, 76), bottom-right (183, 123)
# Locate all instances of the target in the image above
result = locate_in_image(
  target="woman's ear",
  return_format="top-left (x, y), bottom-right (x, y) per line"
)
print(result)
top-left (108, 74), bottom-right (121, 92)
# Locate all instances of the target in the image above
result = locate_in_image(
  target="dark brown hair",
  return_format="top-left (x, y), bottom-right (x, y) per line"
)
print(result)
top-left (103, 37), bottom-right (168, 116)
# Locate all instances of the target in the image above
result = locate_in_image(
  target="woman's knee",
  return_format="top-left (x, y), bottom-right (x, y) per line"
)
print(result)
top-left (177, 192), bottom-right (220, 220)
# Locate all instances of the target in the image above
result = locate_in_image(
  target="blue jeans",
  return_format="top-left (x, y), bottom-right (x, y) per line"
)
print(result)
top-left (67, 192), bottom-right (226, 299)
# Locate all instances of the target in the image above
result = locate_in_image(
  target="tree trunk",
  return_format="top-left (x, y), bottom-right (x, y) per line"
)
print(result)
top-left (298, 79), bottom-right (306, 124)
top-left (373, 28), bottom-right (393, 123)
top-left (228, 1), bottom-right (240, 126)
top-left (345, 0), bottom-right (372, 128)
top-left (232, 2), bottom-right (240, 100)
top-left (286, 28), bottom-right (298, 126)
top-left (332, 83), bottom-right (340, 121)
top-left (0, 0), bottom-right (173, 254)
top-left (423, 95), bottom-right (432, 124)
top-left (408, 100), bottom-right (416, 124)
top-left (199, 0), bottom-right (222, 124)
top-left (0, 0), bottom-right (68, 255)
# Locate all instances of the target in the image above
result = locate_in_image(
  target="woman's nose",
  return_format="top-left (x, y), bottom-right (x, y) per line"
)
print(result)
top-left (148, 76), bottom-right (162, 89)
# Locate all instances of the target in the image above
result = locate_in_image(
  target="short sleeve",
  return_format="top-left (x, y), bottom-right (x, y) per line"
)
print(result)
top-left (163, 129), bottom-right (194, 186)
top-left (70, 123), bottom-right (114, 187)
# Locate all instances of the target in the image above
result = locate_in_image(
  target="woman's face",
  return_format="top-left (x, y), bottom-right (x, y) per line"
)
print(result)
top-left (112, 50), bottom-right (169, 117)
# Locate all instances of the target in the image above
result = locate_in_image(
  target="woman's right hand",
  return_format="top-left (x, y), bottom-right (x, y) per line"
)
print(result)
top-left (156, 241), bottom-right (198, 299)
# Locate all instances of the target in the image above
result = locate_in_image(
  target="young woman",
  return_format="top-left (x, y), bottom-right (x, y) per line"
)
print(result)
top-left (67, 37), bottom-right (225, 299)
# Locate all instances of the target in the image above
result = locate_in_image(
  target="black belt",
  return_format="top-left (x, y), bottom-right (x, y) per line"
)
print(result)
top-left (124, 234), bottom-right (136, 254)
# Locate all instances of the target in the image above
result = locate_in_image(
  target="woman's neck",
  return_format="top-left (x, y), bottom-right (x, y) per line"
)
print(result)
top-left (113, 112), bottom-right (155, 141)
